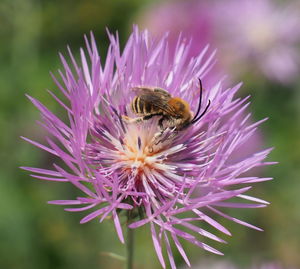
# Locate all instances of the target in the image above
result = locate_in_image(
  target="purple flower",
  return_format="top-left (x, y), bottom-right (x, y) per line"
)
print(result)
top-left (141, 0), bottom-right (213, 59)
top-left (140, 0), bottom-right (220, 88)
top-left (213, 0), bottom-right (300, 84)
top-left (141, 0), bottom-right (300, 84)
top-left (22, 27), bottom-right (274, 269)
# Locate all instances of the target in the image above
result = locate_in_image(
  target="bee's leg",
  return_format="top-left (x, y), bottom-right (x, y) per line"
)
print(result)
top-left (149, 118), bottom-right (165, 146)
top-left (158, 117), bottom-right (164, 130)
top-left (146, 117), bottom-right (165, 153)
top-left (153, 131), bottom-right (164, 144)
top-left (147, 131), bottom-right (162, 153)
top-left (150, 118), bottom-right (166, 147)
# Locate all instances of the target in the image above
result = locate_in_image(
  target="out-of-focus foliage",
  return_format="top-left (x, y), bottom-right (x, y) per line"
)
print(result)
top-left (1, 0), bottom-right (300, 269)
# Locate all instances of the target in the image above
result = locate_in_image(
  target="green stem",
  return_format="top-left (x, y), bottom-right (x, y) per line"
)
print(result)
top-left (126, 223), bottom-right (135, 269)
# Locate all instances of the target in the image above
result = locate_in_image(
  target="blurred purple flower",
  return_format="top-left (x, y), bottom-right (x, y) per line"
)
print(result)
top-left (141, 0), bottom-right (212, 59)
top-left (213, 0), bottom-right (300, 84)
top-left (141, 0), bottom-right (300, 84)
top-left (22, 27), bottom-right (274, 269)
top-left (140, 0), bottom-right (220, 87)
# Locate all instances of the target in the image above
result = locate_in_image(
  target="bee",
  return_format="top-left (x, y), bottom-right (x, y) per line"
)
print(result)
top-left (123, 79), bottom-right (210, 132)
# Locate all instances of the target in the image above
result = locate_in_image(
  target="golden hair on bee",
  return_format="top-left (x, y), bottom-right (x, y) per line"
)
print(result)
top-left (167, 97), bottom-right (191, 116)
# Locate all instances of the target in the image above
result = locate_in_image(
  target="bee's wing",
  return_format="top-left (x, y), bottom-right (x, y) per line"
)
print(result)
top-left (132, 86), bottom-right (171, 100)
top-left (139, 93), bottom-right (178, 117)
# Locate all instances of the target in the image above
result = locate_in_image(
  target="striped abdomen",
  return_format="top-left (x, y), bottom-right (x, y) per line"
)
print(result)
top-left (131, 96), bottom-right (159, 115)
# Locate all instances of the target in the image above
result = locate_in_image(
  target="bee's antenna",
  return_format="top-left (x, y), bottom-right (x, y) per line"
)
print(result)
top-left (191, 78), bottom-right (210, 124)
top-left (192, 78), bottom-right (203, 121)
top-left (191, 100), bottom-right (210, 124)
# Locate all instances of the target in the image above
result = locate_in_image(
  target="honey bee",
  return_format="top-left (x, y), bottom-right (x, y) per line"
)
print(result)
top-left (123, 79), bottom-right (210, 132)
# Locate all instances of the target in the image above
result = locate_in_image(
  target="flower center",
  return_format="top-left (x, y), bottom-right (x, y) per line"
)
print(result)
top-left (87, 118), bottom-right (187, 201)
top-left (117, 123), bottom-right (167, 178)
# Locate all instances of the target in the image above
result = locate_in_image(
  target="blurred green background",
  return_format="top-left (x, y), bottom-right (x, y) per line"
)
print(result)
top-left (1, 0), bottom-right (300, 268)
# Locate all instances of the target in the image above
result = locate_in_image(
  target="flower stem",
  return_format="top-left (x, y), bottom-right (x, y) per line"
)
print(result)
top-left (126, 223), bottom-right (135, 269)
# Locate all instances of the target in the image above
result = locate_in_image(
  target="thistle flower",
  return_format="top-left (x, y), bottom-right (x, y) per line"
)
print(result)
top-left (141, 0), bottom-right (300, 84)
top-left (22, 27), bottom-right (274, 269)
top-left (213, 0), bottom-right (300, 84)
top-left (140, 0), bottom-right (213, 59)
top-left (139, 0), bottom-right (219, 88)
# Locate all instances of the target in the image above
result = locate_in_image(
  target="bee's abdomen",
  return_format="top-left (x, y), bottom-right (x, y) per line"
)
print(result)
top-left (131, 96), bottom-right (154, 115)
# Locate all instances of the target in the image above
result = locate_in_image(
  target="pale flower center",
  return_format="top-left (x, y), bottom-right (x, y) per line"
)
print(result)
top-left (88, 118), bottom-right (186, 198)
top-left (117, 122), bottom-right (170, 178)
